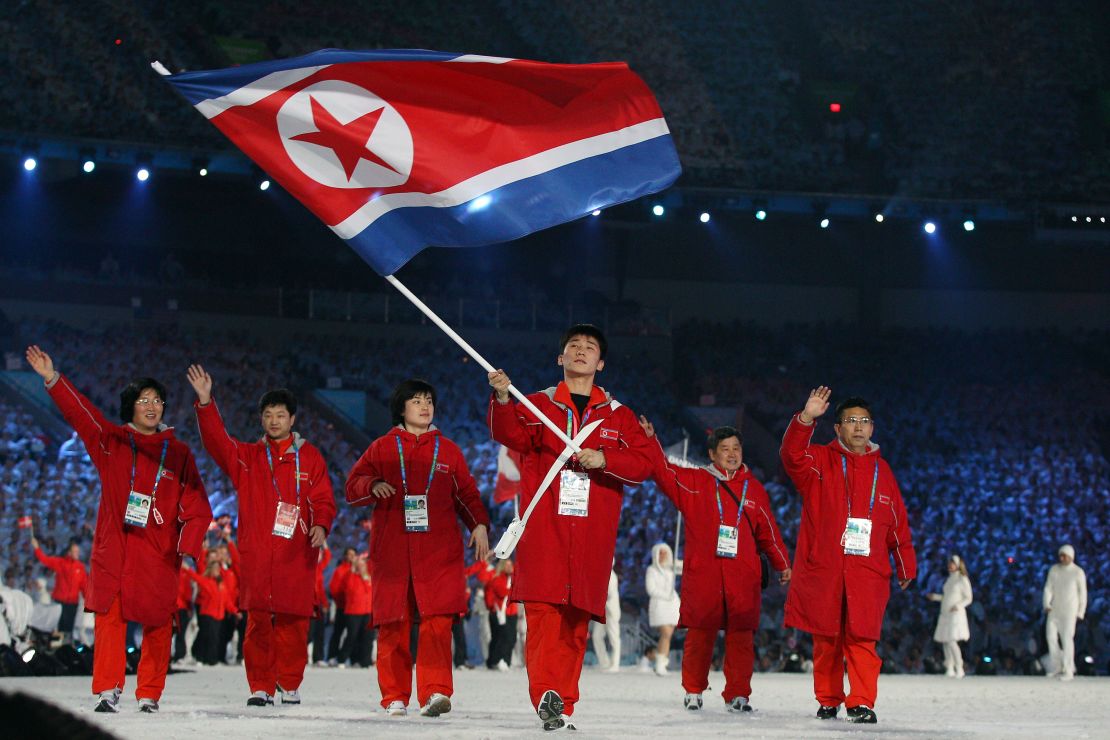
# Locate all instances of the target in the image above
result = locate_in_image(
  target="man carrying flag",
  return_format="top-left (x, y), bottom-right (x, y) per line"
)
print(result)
top-left (29, 535), bottom-right (88, 644)
top-left (487, 325), bottom-right (654, 731)
top-left (188, 365), bottom-right (336, 707)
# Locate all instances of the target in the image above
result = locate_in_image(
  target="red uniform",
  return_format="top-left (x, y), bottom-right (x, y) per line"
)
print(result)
top-left (488, 382), bottom-right (653, 716)
top-left (346, 425), bottom-right (489, 708)
top-left (175, 568), bottom-right (193, 611)
top-left (46, 374), bottom-right (211, 701)
top-left (33, 547), bottom-right (88, 605)
top-left (186, 569), bottom-right (227, 620)
top-left (314, 548), bottom-right (332, 613)
top-left (646, 439), bottom-right (790, 701)
top-left (485, 573), bottom-right (519, 617)
top-left (780, 414), bottom-right (917, 709)
top-left (344, 571), bottom-right (373, 615)
top-left (195, 399), bottom-right (337, 696)
top-left (329, 562), bottom-right (351, 610)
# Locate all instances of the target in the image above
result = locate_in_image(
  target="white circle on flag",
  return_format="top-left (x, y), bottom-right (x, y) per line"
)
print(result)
top-left (277, 79), bottom-right (413, 189)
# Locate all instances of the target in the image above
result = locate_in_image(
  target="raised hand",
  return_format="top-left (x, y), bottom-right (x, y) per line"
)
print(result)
top-left (25, 345), bottom-right (56, 381)
top-left (186, 364), bottom-right (213, 405)
top-left (487, 370), bottom-right (511, 402)
top-left (638, 415), bottom-right (655, 439)
top-left (800, 386), bottom-right (832, 424)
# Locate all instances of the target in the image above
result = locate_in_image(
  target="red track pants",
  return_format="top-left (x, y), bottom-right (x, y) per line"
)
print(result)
top-left (523, 601), bottom-right (592, 717)
top-left (681, 627), bottom-right (755, 701)
top-left (243, 610), bottom-right (310, 694)
top-left (91, 595), bottom-right (172, 701)
top-left (811, 622), bottom-right (882, 708)
top-left (376, 609), bottom-right (454, 708)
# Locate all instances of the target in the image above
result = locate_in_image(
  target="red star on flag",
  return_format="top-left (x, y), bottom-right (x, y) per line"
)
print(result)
top-left (291, 96), bottom-right (399, 180)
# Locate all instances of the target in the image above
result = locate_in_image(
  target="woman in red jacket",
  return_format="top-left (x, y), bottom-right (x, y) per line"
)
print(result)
top-left (484, 559), bottom-right (519, 670)
top-left (346, 379), bottom-right (490, 719)
top-left (26, 345), bottom-right (212, 714)
top-left (186, 561), bottom-right (227, 665)
top-left (30, 536), bottom-right (88, 642)
top-left (338, 556), bottom-right (374, 667)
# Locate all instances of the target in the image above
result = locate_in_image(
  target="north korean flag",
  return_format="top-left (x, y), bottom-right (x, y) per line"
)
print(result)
top-left (161, 49), bottom-right (681, 275)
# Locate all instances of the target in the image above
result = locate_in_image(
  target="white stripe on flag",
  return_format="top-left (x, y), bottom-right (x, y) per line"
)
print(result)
top-left (330, 117), bottom-right (672, 239)
top-left (448, 54), bottom-right (515, 64)
top-left (195, 66), bottom-right (331, 119)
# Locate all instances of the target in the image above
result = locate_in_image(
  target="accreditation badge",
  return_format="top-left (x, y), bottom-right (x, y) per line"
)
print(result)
top-left (716, 524), bottom-right (739, 558)
top-left (124, 491), bottom-right (152, 528)
top-left (272, 501), bottom-right (300, 539)
top-left (841, 517), bottom-right (873, 556)
top-left (558, 469), bottom-right (590, 517)
top-left (404, 495), bottom-right (429, 532)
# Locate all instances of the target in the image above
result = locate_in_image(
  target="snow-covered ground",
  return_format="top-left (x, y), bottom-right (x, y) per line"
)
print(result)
top-left (0, 665), bottom-right (1105, 739)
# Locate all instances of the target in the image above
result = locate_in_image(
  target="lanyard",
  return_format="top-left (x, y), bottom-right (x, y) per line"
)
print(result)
top-left (396, 435), bottom-right (440, 496)
top-left (715, 479), bottom-right (749, 527)
top-left (265, 442), bottom-right (301, 508)
top-left (841, 457), bottom-right (879, 520)
top-left (564, 406), bottom-right (593, 439)
top-left (129, 436), bottom-right (169, 503)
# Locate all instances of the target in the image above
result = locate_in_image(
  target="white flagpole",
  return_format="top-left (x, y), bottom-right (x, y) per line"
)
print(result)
top-left (384, 274), bottom-right (581, 453)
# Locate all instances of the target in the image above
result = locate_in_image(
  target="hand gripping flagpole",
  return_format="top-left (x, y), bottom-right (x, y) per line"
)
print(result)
top-left (384, 274), bottom-right (582, 453)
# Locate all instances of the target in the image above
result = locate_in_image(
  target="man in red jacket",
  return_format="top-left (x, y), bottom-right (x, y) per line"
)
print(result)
top-left (188, 365), bottom-right (336, 707)
top-left (640, 421), bottom-right (792, 713)
top-left (780, 387), bottom-right (916, 724)
top-left (30, 536), bottom-right (88, 642)
top-left (26, 345), bottom-right (212, 714)
top-left (487, 324), bottom-right (654, 731)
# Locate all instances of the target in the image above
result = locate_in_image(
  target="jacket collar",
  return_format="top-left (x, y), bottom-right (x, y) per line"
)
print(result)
top-left (258, 431), bottom-right (306, 452)
top-left (547, 382), bottom-right (610, 416)
top-left (704, 463), bottom-right (749, 482)
top-left (389, 424), bottom-right (440, 443)
top-left (831, 437), bottom-right (881, 457)
top-left (126, 423), bottom-right (174, 442)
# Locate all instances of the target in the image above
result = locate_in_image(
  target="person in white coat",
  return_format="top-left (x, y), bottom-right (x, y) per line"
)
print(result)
top-left (592, 568), bottom-right (621, 672)
top-left (1043, 544), bottom-right (1087, 680)
top-left (927, 555), bottom-right (973, 678)
top-left (646, 543), bottom-right (682, 676)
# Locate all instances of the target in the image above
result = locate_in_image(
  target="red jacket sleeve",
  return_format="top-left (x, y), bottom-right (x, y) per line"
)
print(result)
top-left (747, 480), bottom-right (792, 572)
top-left (598, 406), bottom-right (654, 487)
top-left (33, 547), bottom-right (61, 571)
top-left (45, 374), bottom-right (111, 465)
top-left (448, 442), bottom-right (491, 532)
top-left (175, 450), bottom-right (213, 563)
top-left (306, 446), bottom-right (337, 533)
top-left (328, 567), bottom-right (348, 601)
top-left (779, 414), bottom-right (823, 495)
top-left (487, 395), bottom-right (543, 454)
top-left (345, 440), bottom-right (385, 507)
top-left (193, 399), bottom-right (246, 487)
top-left (885, 473), bottom-right (917, 581)
top-left (644, 436), bottom-right (700, 513)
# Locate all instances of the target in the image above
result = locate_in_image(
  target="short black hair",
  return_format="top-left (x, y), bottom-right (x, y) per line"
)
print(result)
top-left (707, 426), bottom-right (742, 452)
top-left (560, 323), bottom-right (608, 360)
top-left (119, 377), bottom-right (167, 423)
top-left (835, 396), bottom-right (873, 423)
top-left (390, 378), bottom-right (437, 425)
top-left (259, 388), bottom-right (297, 416)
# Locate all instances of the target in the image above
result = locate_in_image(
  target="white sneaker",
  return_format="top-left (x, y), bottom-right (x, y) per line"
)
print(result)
top-left (247, 691), bottom-right (274, 707)
top-left (419, 693), bottom-right (452, 717)
top-left (542, 713), bottom-right (577, 731)
top-left (653, 655), bottom-right (669, 676)
top-left (138, 697), bottom-right (159, 713)
top-left (496, 659), bottom-right (510, 672)
top-left (684, 692), bottom-right (703, 711)
top-left (727, 696), bottom-right (752, 713)
top-left (386, 700), bottom-right (407, 716)
top-left (281, 689), bottom-right (301, 705)
top-left (94, 688), bottom-right (121, 713)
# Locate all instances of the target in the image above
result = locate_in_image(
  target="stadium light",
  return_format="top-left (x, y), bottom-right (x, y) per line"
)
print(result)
top-left (652, 204), bottom-right (664, 217)
top-left (23, 157), bottom-right (37, 171)
top-left (874, 213), bottom-right (884, 223)
top-left (259, 179), bottom-right (271, 191)
top-left (819, 218), bottom-right (830, 229)
top-left (699, 212), bottom-right (710, 223)
top-left (923, 221), bottom-right (937, 234)
top-left (82, 160), bottom-right (96, 173)
top-left (755, 210), bottom-right (766, 221)
top-left (963, 220), bottom-right (975, 232)
top-left (199, 167), bottom-right (208, 176)
top-left (591, 209), bottom-right (601, 217)
top-left (136, 167), bottom-right (150, 182)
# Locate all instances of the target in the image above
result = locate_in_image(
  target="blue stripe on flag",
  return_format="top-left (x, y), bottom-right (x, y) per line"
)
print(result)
top-left (166, 49), bottom-right (469, 105)
top-left (345, 134), bottom-right (681, 275)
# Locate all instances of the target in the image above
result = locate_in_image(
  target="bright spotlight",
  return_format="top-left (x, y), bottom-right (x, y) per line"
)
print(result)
top-left (652, 204), bottom-right (665, 217)
top-left (259, 179), bottom-right (271, 191)
top-left (963, 220), bottom-right (975, 231)
top-left (699, 212), bottom-right (710, 223)
top-left (1085, 216), bottom-right (1092, 223)
top-left (23, 157), bottom-right (37, 171)
top-left (591, 209), bottom-right (601, 217)
top-left (199, 167), bottom-right (208, 177)
top-left (21, 648), bottom-right (35, 663)
top-left (923, 221), bottom-right (937, 234)
top-left (819, 218), bottom-right (830, 229)
top-left (136, 168), bottom-right (150, 182)
top-left (82, 160), bottom-right (96, 173)
top-left (874, 213), bottom-right (884, 223)
top-left (755, 210), bottom-right (766, 221)
top-left (1070, 216), bottom-right (1078, 222)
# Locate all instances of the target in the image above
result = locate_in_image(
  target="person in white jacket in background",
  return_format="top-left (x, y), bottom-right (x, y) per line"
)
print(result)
top-left (927, 555), bottom-right (973, 678)
top-left (592, 567), bottom-right (621, 672)
top-left (646, 543), bottom-right (682, 676)
top-left (1043, 544), bottom-right (1087, 680)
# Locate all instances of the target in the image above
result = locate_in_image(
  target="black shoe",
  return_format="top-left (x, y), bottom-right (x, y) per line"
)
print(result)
top-left (138, 698), bottom-right (159, 713)
top-left (247, 691), bottom-right (275, 707)
top-left (847, 705), bottom-right (877, 723)
top-left (537, 690), bottom-right (565, 722)
top-left (543, 715), bottom-right (577, 731)
top-left (816, 704), bottom-right (839, 719)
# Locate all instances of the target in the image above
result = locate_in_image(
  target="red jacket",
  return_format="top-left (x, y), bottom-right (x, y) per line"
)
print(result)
top-left (343, 571), bottom-right (373, 616)
top-left (186, 569), bottom-right (226, 620)
top-left (488, 383), bottom-right (653, 620)
top-left (647, 440), bottom-right (790, 630)
top-left (780, 415), bottom-right (917, 640)
top-left (346, 426), bottom-right (490, 626)
top-left (33, 547), bottom-right (88, 605)
top-left (329, 562), bottom-right (351, 610)
top-left (314, 548), bottom-right (332, 611)
top-left (485, 573), bottom-right (519, 617)
top-left (195, 400), bottom-right (337, 618)
top-left (176, 567), bottom-right (193, 611)
top-left (46, 374), bottom-right (211, 625)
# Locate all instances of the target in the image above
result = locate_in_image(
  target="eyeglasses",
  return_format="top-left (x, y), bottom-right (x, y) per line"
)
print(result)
top-left (134, 398), bottom-right (165, 407)
top-left (840, 416), bottom-right (872, 426)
